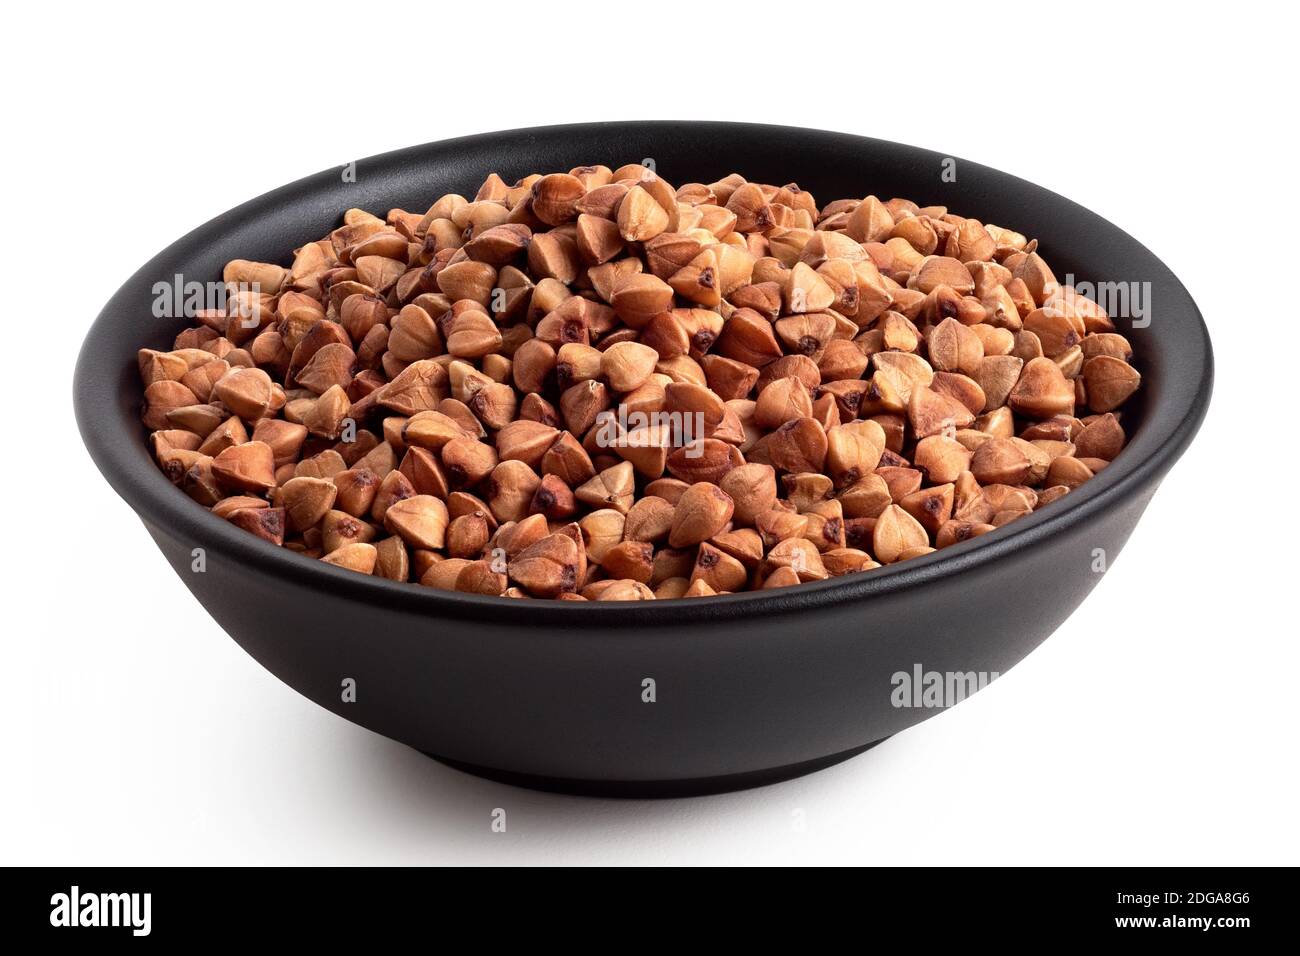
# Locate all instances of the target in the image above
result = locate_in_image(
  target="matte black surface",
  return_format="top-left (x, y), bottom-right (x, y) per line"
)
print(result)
top-left (426, 738), bottom-right (889, 798)
top-left (73, 122), bottom-right (1213, 795)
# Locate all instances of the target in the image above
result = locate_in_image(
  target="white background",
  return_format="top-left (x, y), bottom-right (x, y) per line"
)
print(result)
top-left (4, 2), bottom-right (1295, 865)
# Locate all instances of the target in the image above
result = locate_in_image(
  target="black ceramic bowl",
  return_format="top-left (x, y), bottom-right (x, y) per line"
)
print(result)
top-left (74, 122), bottom-right (1212, 796)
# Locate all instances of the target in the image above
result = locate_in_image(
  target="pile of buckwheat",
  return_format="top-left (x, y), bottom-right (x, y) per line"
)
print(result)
top-left (139, 164), bottom-right (1141, 600)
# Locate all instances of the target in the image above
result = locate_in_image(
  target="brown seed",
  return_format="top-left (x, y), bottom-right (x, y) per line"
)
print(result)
top-left (711, 528), bottom-right (764, 569)
top-left (803, 503), bottom-right (846, 551)
top-left (212, 367), bottom-right (274, 420)
top-left (491, 513), bottom-right (547, 557)
top-left (913, 435), bottom-right (972, 485)
top-left (304, 385), bottom-right (351, 440)
top-left (176, 457), bottom-right (219, 505)
top-left (871, 351), bottom-right (933, 404)
top-left (934, 520), bottom-right (994, 549)
top-left (610, 273), bottom-right (673, 330)
top-left (496, 419), bottom-right (560, 469)
top-left (1008, 357), bottom-right (1076, 419)
top-left (332, 467), bottom-right (380, 517)
top-left (654, 577), bottom-right (691, 599)
top-left (765, 537), bottom-right (828, 581)
top-left (696, 355), bottom-right (754, 402)
top-left (365, 537), bottom-right (406, 582)
top-left (321, 542), bottom-right (378, 574)
top-left (383, 494), bottom-right (449, 550)
top-left (1011, 252), bottom-right (1058, 304)
top-left (725, 183), bottom-right (774, 233)
top-left (728, 281), bottom-right (782, 320)
top-left (211, 441), bottom-right (276, 493)
top-left (872, 504), bottom-right (930, 564)
top-left (623, 495), bottom-right (675, 544)
top-left (531, 473), bottom-right (577, 519)
top-left (575, 213), bottom-right (625, 265)
top-left (181, 359), bottom-right (233, 404)
top-left (442, 436), bottom-right (499, 488)
top-left (487, 460), bottom-right (540, 522)
top-left (637, 478), bottom-right (683, 507)
top-left (211, 494), bottom-right (266, 521)
top-left (837, 473), bottom-right (893, 519)
top-left (593, 580), bottom-right (655, 601)
top-left (138, 348), bottom-right (192, 386)
top-left (1047, 455), bottom-right (1094, 489)
top-left (573, 460), bottom-right (635, 514)
top-left (295, 342), bottom-right (356, 395)
top-left (601, 341), bottom-right (659, 393)
top-left (754, 507), bottom-right (808, 549)
top-left (669, 482), bottom-right (735, 548)
top-left (975, 355), bottom-right (1024, 412)
top-left (1081, 355), bottom-right (1141, 413)
top-left (691, 541), bottom-right (748, 592)
top-left (512, 338), bottom-right (556, 395)
top-left (782, 473), bottom-right (833, 512)
top-left (1074, 413), bottom-right (1125, 460)
top-left (526, 259), bottom-right (576, 316)
top-left (715, 308), bottom-right (782, 367)
top-left (539, 431), bottom-right (595, 487)
top-left (462, 223), bottom-right (531, 265)
top-left (784, 262), bottom-right (836, 313)
top-left (908, 386), bottom-right (976, 439)
top-left (899, 484), bottom-right (954, 535)
top-left (825, 420), bottom-right (886, 487)
top-left (762, 566), bottom-right (801, 589)
top-left (249, 419), bottom-right (307, 467)
top-left (455, 559), bottom-right (507, 595)
top-left (970, 437), bottom-right (1035, 485)
top-left (1080, 332), bottom-right (1133, 362)
top-left (775, 311), bottom-right (837, 356)
top-left (912, 256), bottom-right (975, 295)
top-left (601, 540), bottom-right (655, 583)
top-left (228, 506), bottom-right (285, 546)
top-left (662, 382), bottom-right (727, 435)
top-left (195, 415), bottom-right (246, 457)
top-left (468, 382), bottom-right (518, 431)
top-left (842, 195), bottom-right (894, 242)
top-left (510, 533), bottom-right (580, 597)
top-left (762, 417), bottom-right (826, 474)
top-left (754, 376), bottom-right (812, 430)
top-left (676, 578), bottom-right (713, 598)
top-left (403, 410), bottom-right (468, 452)
top-left (224, 259), bottom-right (287, 295)
top-left (639, 311), bottom-right (691, 360)
top-left (928, 317), bottom-right (985, 376)
top-left (718, 463), bottom-right (778, 526)
top-left (1024, 307), bottom-right (1082, 358)
top-left (420, 557), bottom-right (472, 591)
top-left (617, 185), bottom-right (669, 242)
top-left (530, 173), bottom-right (585, 226)
top-left (445, 311), bottom-right (503, 359)
top-left (930, 372), bottom-right (985, 418)
top-left (436, 259), bottom-right (497, 305)
top-left (576, 508), bottom-right (625, 563)
top-left (297, 449), bottom-right (348, 482)
top-left (376, 360), bottom-right (449, 416)
top-left (823, 548), bottom-right (878, 575)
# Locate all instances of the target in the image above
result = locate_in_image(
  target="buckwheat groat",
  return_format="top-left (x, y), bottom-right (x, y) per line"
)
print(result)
top-left (139, 164), bottom-right (1140, 599)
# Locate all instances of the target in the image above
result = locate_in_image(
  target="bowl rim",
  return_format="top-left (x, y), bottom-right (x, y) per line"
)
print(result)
top-left (73, 120), bottom-right (1214, 626)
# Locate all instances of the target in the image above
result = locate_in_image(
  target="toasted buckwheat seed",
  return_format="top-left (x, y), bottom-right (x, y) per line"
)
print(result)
top-left (139, 165), bottom-right (1140, 597)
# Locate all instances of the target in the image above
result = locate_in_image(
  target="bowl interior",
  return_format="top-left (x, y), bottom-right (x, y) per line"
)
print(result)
top-left (75, 121), bottom-right (1211, 623)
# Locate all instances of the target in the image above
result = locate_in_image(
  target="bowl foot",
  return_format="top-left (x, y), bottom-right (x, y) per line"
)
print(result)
top-left (422, 737), bottom-right (890, 798)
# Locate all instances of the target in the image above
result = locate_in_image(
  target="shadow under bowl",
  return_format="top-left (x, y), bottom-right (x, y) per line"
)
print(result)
top-left (74, 122), bottom-right (1212, 796)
